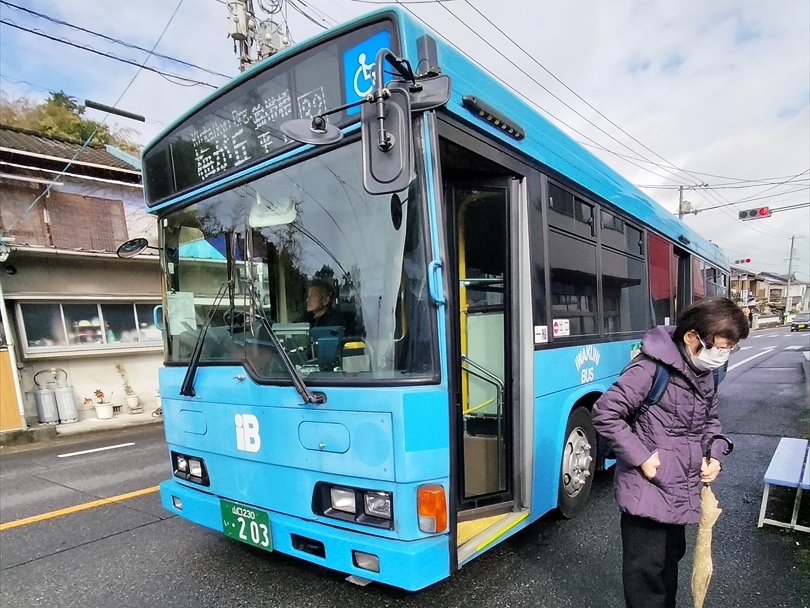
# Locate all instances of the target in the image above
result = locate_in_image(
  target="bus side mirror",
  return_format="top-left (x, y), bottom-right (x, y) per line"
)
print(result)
top-left (361, 86), bottom-right (412, 195)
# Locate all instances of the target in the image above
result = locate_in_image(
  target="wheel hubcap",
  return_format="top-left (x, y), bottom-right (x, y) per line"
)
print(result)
top-left (562, 427), bottom-right (593, 497)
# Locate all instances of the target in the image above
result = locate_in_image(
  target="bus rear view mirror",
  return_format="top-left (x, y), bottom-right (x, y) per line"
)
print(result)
top-left (117, 238), bottom-right (160, 258)
top-left (361, 86), bottom-right (412, 195)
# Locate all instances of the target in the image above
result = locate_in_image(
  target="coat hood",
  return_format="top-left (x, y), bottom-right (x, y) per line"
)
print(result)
top-left (640, 325), bottom-right (709, 394)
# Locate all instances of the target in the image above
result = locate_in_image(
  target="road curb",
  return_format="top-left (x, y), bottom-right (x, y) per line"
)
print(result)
top-left (0, 424), bottom-right (58, 447)
top-left (0, 417), bottom-right (163, 448)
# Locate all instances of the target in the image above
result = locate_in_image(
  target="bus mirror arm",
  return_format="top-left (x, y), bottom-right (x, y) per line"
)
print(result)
top-left (280, 95), bottom-right (373, 145)
top-left (372, 49), bottom-right (414, 152)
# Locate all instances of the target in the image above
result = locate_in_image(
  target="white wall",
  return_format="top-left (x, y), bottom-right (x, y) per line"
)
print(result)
top-left (19, 346), bottom-right (163, 422)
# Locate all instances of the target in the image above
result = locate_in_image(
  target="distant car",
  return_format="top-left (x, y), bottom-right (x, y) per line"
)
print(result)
top-left (791, 311), bottom-right (810, 332)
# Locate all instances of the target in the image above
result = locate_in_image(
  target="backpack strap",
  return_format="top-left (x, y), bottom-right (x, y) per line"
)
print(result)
top-left (630, 364), bottom-right (670, 426)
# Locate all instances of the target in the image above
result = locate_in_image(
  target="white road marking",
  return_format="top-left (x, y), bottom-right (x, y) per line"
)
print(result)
top-left (57, 442), bottom-right (136, 458)
top-left (739, 346), bottom-right (753, 351)
top-left (727, 347), bottom-right (776, 372)
top-left (785, 345), bottom-right (802, 350)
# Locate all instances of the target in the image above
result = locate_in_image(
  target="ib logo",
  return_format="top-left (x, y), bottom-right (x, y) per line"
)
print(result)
top-left (342, 30), bottom-right (390, 115)
top-left (235, 413), bottom-right (261, 453)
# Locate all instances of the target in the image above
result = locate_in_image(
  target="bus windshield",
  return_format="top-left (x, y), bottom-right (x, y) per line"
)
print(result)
top-left (161, 139), bottom-right (435, 382)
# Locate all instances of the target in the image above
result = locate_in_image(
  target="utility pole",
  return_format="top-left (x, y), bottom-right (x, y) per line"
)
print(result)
top-left (785, 235), bottom-right (795, 315)
top-left (678, 186), bottom-right (693, 219)
top-left (227, 0), bottom-right (291, 72)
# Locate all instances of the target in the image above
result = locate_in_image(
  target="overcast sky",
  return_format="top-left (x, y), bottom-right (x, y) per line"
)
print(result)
top-left (1, 0), bottom-right (808, 281)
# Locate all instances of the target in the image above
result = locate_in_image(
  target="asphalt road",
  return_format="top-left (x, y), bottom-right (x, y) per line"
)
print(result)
top-left (1, 327), bottom-right (808, 608)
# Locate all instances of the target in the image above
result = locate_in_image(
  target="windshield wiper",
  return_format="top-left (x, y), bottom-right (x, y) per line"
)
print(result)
top-left (248, 281), bottom-right (326, 405)
top-left (180, 280), bottom-right (231, 397)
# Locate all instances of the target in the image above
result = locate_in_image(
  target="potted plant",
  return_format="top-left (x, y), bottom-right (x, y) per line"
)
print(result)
top-left (115, 362), bottom-right (142, 414)
top-left (93, 389), bottom-right (114, 420)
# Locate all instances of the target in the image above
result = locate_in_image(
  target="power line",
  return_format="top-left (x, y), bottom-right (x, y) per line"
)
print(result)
top-left (0, 0), bottom-right (232, 80)
top-left (674, 168), bottom-right (810, 184)
top-left (445, 2), bottom-right (806, 229)
top-left (637, 178), bottom-right (809, 189)
top-left (3, 0), bottom-right (187, 234)
top-left (390, 1), bottom-right (695, 191)
top-left (286, 0), bottom-right (329, 28)
top-left (0, 18), bottom-right (217, 89)
top-left (462, 0), bottom-right (697, 180)
top-left (432, 2), bottom-right (700, 188)
top-left (578, 140), bottom-right (697, 186)
top-left (290, 0), bottom-right (340, 27)
top-left (410, 2), bottom-right (803, 242)
top-left (675, 187), bottom-right (809, 213)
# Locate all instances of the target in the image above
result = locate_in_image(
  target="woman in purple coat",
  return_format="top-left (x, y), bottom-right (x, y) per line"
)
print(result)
top-left (592, 297), bottom-right (749, 608)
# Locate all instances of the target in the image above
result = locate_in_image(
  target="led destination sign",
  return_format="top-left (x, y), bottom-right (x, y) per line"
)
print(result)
top-left (142, 23), bottom-right (395, 206)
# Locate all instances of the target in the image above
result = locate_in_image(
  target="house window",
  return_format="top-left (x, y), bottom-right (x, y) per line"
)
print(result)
top-left (16, 301), bottom-right (162, 356)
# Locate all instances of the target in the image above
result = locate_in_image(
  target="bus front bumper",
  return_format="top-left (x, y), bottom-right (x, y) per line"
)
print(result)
top-left (159, 479), bottom-right (450, 591)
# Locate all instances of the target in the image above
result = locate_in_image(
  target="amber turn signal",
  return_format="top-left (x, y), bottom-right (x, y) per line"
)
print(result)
top-left (417, 485), bottom-right (447, 533)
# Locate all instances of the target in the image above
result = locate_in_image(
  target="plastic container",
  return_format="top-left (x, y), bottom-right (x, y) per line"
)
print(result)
top-left (342, 341), bottom-right (370, 373)
top-left (95, 403), bottom-right (114, 419)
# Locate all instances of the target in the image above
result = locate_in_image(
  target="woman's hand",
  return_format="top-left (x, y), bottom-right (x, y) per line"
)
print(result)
top-left (640, 451), bottom-right (660, 479)
top-left (701, 457), bottom-right (722, 483)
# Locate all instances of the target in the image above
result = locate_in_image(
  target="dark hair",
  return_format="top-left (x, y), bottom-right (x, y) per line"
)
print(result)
top-left (673, 297), bottom-right (750, 345)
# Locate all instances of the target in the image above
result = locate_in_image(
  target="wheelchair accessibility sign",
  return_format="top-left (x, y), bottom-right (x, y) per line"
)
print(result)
top-left (343, 30), bottom-right (390, 115)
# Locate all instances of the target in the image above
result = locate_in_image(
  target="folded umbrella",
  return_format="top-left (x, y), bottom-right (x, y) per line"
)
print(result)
top-left (691, 434), bottom-right (734, 608)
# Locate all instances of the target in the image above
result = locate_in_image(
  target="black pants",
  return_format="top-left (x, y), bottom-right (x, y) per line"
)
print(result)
top-left (620, 513), bottom-right (686, 608)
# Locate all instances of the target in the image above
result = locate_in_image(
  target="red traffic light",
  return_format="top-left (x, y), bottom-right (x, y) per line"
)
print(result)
top-left (734, 258), bottom-right (752, 264)
top-left (739, 206), bottom-right (772, 221)
top-left (745, 257), bottom-right (751, 263)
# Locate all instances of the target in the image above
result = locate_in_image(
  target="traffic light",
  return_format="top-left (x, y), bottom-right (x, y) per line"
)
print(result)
top-left (734, 258), bottom-right (751, 264)
top-left (738, 206), bottom-right (771, 221)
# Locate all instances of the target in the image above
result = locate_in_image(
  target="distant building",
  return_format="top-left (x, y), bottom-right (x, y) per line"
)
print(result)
top-left (0, 125), bottom-right (161, 431)
top-left (730, 265), bottom-right (808, 314)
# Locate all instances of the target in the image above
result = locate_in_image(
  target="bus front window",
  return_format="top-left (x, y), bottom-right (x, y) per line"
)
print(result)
top-left (161, 140), bottom-right (435, 382)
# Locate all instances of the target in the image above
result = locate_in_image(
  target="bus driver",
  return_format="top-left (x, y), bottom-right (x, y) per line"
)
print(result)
top-left (300, 282), bottom-right (343, 328)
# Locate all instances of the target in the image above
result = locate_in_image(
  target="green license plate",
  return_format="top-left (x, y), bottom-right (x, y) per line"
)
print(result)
top-left (220, 499), bottom-right (273, 551)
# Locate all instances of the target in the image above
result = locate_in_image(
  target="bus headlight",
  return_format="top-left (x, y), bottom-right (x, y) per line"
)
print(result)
top-left (171, 451), bottom-right (209, 486)
top-left (314, 482), bottom-right (393, 529)
top-left (188, 458), bottom-right (203, 478)
top-left (363, 491), bottom-right (392, 519)
top-left (330, 487), bottom-right (356, 514)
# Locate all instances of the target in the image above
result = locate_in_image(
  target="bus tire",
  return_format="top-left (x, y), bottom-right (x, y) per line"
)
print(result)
top-left (558, 406), bottom-right (596, 518)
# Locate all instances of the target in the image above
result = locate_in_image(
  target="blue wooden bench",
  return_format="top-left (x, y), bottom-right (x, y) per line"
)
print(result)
top-left (757, 437), bottom-right (810, 533)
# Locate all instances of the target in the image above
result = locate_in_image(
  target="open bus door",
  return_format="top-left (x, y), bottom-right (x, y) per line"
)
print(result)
top-left (445, 178), bottom-right (513, 509)
top-left (438, 122), bottom-right (532, 561)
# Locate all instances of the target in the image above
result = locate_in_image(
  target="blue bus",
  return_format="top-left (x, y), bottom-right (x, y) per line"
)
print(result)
top-left (134, 7), bottom-right (729, 591)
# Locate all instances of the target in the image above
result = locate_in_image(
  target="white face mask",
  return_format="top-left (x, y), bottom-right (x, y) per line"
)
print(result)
top-left (690, 335), bottom-right (731, 372)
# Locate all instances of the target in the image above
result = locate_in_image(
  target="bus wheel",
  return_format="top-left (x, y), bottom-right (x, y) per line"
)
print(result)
top-left (558, 406), bottom-right (596, 518)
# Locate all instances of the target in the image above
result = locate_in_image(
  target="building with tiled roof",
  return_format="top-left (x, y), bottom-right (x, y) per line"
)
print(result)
top-left (0, 124), bottom-right (162, 433)
top-left (0, 124), bottom-right (142, 177)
